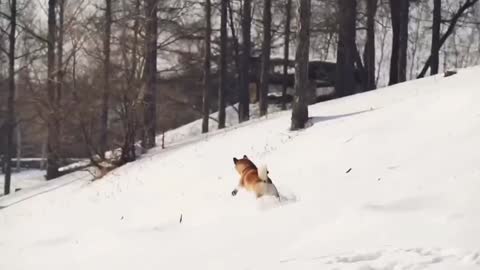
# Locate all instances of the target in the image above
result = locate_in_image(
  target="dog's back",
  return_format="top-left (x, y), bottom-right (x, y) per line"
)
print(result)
top-left (232, 156), bottom-right (280, 199)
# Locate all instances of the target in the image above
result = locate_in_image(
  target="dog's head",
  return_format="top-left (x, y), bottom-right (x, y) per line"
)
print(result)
top-left (233, 155), bottom-right (257, 174)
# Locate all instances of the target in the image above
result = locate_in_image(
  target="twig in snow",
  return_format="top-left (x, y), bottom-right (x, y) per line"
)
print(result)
top-left (444, 70), bottom-right (457, 77)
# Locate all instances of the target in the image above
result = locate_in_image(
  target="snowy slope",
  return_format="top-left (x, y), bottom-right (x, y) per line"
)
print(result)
top-left (1, 67), bottom-right (480, 270)
top-left (0, 102), bottom-right (283, 199)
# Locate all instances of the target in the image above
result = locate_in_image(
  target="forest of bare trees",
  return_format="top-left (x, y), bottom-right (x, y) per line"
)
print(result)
top-left (1, 0), bottom-right (480, 194)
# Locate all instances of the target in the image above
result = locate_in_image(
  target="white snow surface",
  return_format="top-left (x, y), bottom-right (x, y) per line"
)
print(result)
top-left (1, 67), bottom-right (480, 269)
top-left (0, 170), bottom-right (45, 196)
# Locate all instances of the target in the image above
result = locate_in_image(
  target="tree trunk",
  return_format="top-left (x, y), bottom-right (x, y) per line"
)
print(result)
top-left (16, 124), bottom-right (21, 172)
top-left (218, 0), bottom-right (227, 129)
top-left (202, 0), bottom-right (212, 133)
top-left (389, 0), bottom-right (409, 85)
top-left (143, 0), bottom-right (158, 149)
top-left (55, 0), bottom-right (65, 162)
top-left (418, 0), bottom-right (478, 78)
top-left (430, 0), bottom-right (441, 75)
top-left (388, 0), bottom-right (399, 85)
top-left (365, 0), bottom-right (377, 90)
top-left (4, 0), bottom-right (16, 195)
top-left (282, 0), bottom-right (292, 110)
top-left (259, 0), bottom-right (272, 116)
top-left (335, 0), bottom-right (357, 97)
top-left (46, 0), bottom-right (60, 180)
top-left (239, 0), bottom-right (251, 122)
top-left (398, 0), bottom-right (409, 82)
top-left (290, 0), bottom-right (311, 130)
top-left (101, 0), bottom-right (112, 155)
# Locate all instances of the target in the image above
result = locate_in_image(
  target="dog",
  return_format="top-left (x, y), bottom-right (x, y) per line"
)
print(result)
top-left (231, 155), bottom-right (280, 199)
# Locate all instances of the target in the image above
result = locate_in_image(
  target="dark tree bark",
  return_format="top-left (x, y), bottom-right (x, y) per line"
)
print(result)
top-left (4, 0), bottom-right (16, 195)
top-left (388, 0), bottom-right (399, 85)
top-left (389, 0), bottom-right (409, 85)
top-left (282, 0), bottom-right (292, 110)
top-left (142, 0), bottom-right (158, 149)
top-left (418, 0), bottom-right (479, 78)
top-left (430, 0), bottom-right (441, 75)
top-left (365, 0), bottom-right (377, 90)
top-left (100, 0), bottom-right (112, 155)
top-left (291, 0), bottom-right (311, 130)
top-left (218, 0), bottom-right (227, 129)
top-left (55, 0), bottom-right (65, 162)
top-left (398, 0), bottom-right (409, 82)
top-left (259, 0), bottom-right (272, 116)
top-left (335, 0), bottom-right (357, 97)
top-left (46, 0), bottom-right (60, 180)
top-left (239, 0), bottom-right (251, 122)
top-left (202, 0), bottom-right (212, 133)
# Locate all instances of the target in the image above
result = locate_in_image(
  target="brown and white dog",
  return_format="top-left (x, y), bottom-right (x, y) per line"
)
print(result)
top-left (231, 155), bottom-right (280, 199)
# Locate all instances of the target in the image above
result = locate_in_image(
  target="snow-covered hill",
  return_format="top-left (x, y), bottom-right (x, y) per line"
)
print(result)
top-left (1, 66), bottom-right (480, 270)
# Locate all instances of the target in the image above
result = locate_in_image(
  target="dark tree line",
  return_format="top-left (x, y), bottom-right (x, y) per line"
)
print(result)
top-left (1, 0), bottom-right (164, 192)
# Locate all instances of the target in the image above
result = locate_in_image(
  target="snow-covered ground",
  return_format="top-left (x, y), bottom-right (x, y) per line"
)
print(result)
top-left (0, 169), bottom-right (45, 196)
top-left (161, 102), bottom-right (288, 147)
top-left (1, 66), bottom-right (480, 270)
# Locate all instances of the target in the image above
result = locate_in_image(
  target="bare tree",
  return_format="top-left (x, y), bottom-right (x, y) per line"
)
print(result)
top-left (430, 0), bottom-right (441, 75)
top-left (389, 0), bottom-right (409, 85)
top-left (398, 0), bottom-right (409, 83)
top-left (418, 0), bottom-right (479, 78)
top-left (365, 0), bottom-right (377, 90)
top-left (218, 0), bottom-right (227, 129)
top-left (46, 0), bottom-right (60, 180)
top-left (239, 0), bottom-right (251, 122)
top-left (142, 0), bottom-right (158, 149)
top-left (4, 0), bottom-right (17, 195)
top-left (100, 0), bottom-right (112, 155)
top-left (116, 0), bottom-right (142, 163)
top-left (291, 0), bottom-right (311, 130)
top-left (282, 0), bottom-right (292, 110)
top-left (335, 0), bottom-right (357, 97)
top-left (202, 0), bottom-right (212, 133)
top-left (259, 0), bottom-right (272, 116)
top-left (388, 0), bottom-right (399, 85)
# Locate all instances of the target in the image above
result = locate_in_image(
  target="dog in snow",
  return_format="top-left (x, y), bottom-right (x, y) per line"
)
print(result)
top-left (231, 155), bottom-right (280, 199)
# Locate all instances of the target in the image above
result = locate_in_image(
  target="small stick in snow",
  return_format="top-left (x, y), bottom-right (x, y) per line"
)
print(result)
top-left (346, 168), bottom-right (352, 174)
top-left (179, 214), bottom-right (183, 224)
top-left (444, 70), bottom-right (457, 77)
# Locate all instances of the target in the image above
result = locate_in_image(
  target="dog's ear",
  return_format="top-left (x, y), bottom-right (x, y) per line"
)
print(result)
top-left (233, 157), bottom-right (238, 164)
top-left (243, 154), bottom-right (248, 159)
